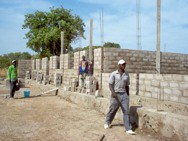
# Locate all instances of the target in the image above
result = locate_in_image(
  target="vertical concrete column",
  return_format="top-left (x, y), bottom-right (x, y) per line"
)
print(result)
top-left (156, 0), bottom-right (161, 74)
top-left (100, 47), bottom-right (104, 90)
top-left (61, 31), bottom-right (64, 54)
top-left (60, 54), bottom-right (64, 70)
top-left (60, 54), bottom-right (64, 85)
top-left (89, 18), bottom-right (93, 61)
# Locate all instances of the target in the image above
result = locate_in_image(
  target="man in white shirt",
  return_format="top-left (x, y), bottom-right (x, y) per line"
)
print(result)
top-left (104, 59), bottom-right (135, 135)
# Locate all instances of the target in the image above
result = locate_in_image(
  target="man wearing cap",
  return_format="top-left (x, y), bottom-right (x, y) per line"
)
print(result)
top-left (104, 59), bottom-right (135, 135)
top-left (7, 60), bottom-right (18, 98)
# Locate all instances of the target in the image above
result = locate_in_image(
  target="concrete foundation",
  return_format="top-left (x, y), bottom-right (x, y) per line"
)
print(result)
top-left (26, 80), bottom-right (188, 141)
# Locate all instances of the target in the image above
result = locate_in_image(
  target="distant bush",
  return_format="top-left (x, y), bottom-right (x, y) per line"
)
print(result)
top-left (0, 52), bottom-right (32, 69)
top-left (0, 68), bottom-right (7, 78)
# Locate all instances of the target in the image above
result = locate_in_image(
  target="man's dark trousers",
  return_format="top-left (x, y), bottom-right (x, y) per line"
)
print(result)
top-left (10, 81), bottom-right (17, 98)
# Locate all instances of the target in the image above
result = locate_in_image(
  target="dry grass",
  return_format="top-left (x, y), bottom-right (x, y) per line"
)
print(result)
top-left (0, 68), bottom-right (7, 77)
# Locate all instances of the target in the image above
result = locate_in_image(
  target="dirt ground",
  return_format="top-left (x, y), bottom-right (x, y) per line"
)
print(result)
top-left (0, 81), bottom-right (160, 141)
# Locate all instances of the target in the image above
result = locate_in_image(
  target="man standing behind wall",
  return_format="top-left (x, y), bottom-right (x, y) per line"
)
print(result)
top-left (79, 56), bottom-right (88, 87)
top-left (7, 60), bottom-right (18, 98)
top-left (104, 59), bottom-right (135, 135)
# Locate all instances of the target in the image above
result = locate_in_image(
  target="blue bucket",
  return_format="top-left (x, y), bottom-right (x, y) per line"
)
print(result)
top-left (24, 90), bottom-right (30, 98)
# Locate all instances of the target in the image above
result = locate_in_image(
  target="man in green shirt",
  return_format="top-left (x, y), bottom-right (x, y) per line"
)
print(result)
top-left (7, 60), bottom-right (18, 98)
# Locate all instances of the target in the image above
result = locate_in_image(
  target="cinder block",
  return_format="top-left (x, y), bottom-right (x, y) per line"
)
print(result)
top-left (64, 86), bottom-right (71, 91)
top-left (172, 75), bottom-right (183, 81)
top-left (179, 97), bottom-right (188, 105)
top-left (144, 80), bottom-right (151, 86)
top-left (169, 82), bottom-right (179, 88)
top-left (32, 71), bottom-right (37, 80)
top-left (172, 89), bottom-right (182, 96)
top-left (36, 72), bottom-right (43, 83)
top-left (139, 85), bottom-right (146, 91)
top-left (43, 75), bottom-right (49, 85)
top-left (184, 76), bottom-right (188, 82)
top-left (169, 95), bottom-right (179, 102)
top-left (81, 88), bottom-right (86, 93)
top-left (152, 92), bottom-right (158, 99)
top-left (139, 91), bottom-right (144, 96)
top-left (183, 90), bottom-right (188, 97)
top-left (146, 74), bottom-right (154, 79)
top-left (26, 71), bottom-right (31, 79)
top-left (71, 86), bottom-right (75, 92)
top-left (151, 80), bottom-right (160, 87)
top-left (145, 92), bottom-right (152, 98)
top-left (180, 83), bottom-right (188, 89)
top-left (161, 82), bottom-right (169, 87)
top-left (164, 75), bottom-right (173, 81)
top-left (154, 74), bottom-right (162, 80)
top-left (76, 87), bottom-right (82, 93)
top-left (71, 78), bottom-right (78, 83)
top-left (139, 80), bottom-right (144, 85)
top-left (145, 86), bottom-right (153, 92)
top-left (164, 88), bottom-right (172, 95)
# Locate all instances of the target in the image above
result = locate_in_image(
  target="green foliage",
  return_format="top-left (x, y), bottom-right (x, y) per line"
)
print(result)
top-left (22, 7), bottom-right (85, 57)
top-left (0, 52), bottom-right (32, 69)
top-left (73, 42), bottom-right (121, 52)
top-left (0, 56), bottom-right (10, 69)
top-left (103, 42), bottom-right (121, 48)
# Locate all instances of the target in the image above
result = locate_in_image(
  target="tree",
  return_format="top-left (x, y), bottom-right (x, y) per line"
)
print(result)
top-left (22, 7), bottom-right (85, 58)
top-left (103, 42), bottom-right (121, 48)
top-left (73, 42), bottom-right (121, 52)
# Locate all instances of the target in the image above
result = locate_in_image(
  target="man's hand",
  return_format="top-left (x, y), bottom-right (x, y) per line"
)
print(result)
top-left (109, 84), bottom-right (116, 97)
top-left (111, 92), bottom-right (117, 97)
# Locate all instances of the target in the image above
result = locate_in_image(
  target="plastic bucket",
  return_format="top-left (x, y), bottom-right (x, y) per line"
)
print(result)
top-left (24, 90), bottom-right (30, 98)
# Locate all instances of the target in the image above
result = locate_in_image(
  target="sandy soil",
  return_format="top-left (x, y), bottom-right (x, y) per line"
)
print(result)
top-left (0, 81), bottom-right (159, 141)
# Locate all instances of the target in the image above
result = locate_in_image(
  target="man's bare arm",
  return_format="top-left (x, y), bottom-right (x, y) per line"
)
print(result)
top-left (109, 84), bottom-right (117, 97)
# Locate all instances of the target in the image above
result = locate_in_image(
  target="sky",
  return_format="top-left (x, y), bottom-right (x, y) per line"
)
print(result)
top-left (0, 0), bottom-right (188, 55)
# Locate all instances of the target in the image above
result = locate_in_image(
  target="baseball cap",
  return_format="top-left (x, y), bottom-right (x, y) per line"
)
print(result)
top-left (12, 60), bottom-right (16, 63)
top-left (118, 59), bottom-right (126, 65)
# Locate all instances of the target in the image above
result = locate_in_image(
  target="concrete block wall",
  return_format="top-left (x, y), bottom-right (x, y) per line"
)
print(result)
top-left (70, 55), bottom-right (74, 69)
top-left (41, 57), bottom-right (49, 75)
top-left (139, 73), bottom-right (188, 104)
top-left (101, 48), bottom-right (156, 73)
top-left (74, 52), bottom-right (79, 70)
top-left (93, 48), bottom-right (103, 90)
top-left (48, 69), bottom-right (62, 85)
top-left (62, 69), bottom-right (78, 86)
top-left (161, 52), bottom-right (188, 74)
top-left (101, 73), bottom-right (110, 98)
top-left (101, 73), bottom-right (188, 105)
top-left (49, 56), bottom-right (60, 70)
top-left (60, 54), bottom-right (71, 69)
top-left (18, 60), bottom-right (32, 78)
top-left (93, 48), bottom-right (188, 74)
top-left (36, 59), bottom-right (42, 70)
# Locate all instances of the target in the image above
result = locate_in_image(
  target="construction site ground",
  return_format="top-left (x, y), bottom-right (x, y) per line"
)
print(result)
top-left (0, 80), bottom-right (164, 141)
